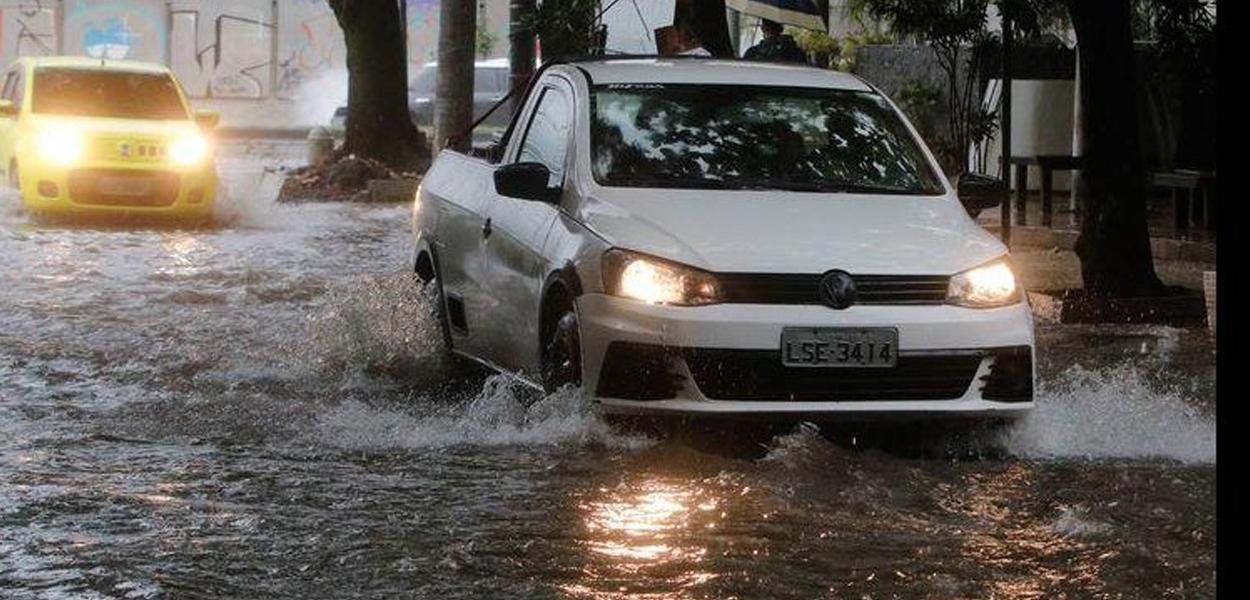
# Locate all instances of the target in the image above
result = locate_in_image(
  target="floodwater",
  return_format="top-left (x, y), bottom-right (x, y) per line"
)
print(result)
top-left (1, 143), bottom-right (1216, 599)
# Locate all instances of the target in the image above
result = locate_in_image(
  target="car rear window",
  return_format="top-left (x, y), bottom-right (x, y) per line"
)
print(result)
top-left (32, 67), bottom-right (189, 120)
top-left (591, 84), bottom-right (945, 195)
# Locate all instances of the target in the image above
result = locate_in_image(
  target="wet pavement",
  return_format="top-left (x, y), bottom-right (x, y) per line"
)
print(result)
top-left (0, 143), bottom-right (1216, 599)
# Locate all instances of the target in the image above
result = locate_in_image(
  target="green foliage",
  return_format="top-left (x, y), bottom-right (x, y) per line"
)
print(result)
top-left (476, 28), bottom-right (498, 58)
top-left (832, 30), bottom-right (897, 71)
top-left (845, 0), bottom-right (1000, 174)
top-left (790, 28), bottom-right (841, 56)
top-left (787, 26), bottom-right (895, 71)
top-left (525, 0), bottom-right (602, 62)
top-left (896, 80), bottom-right (942, 115)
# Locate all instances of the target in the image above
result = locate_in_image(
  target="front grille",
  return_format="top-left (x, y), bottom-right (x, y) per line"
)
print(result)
top-left (683, 348), bottom-right (981, 401)
top-left (90, 137), bottom-right (168, 162)
top-left (717, 273), bottom-right (950, 305)
top-left (68, 169), bottom-right (181, 207)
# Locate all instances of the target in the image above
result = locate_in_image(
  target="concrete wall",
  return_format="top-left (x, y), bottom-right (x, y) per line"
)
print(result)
top-left (0, 0), bottom-right (510, 128)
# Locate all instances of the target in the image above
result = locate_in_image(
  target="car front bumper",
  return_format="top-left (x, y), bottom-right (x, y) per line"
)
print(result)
top-left (19, 160), bottom-right (217, 219)
top-left (577, 293), bottom-right (1036, 419)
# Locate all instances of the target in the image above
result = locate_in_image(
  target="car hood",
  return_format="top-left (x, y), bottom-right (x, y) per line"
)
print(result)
top-left (578, 188), bottom-right (1006, 275)
top-left (27, 114), bottom-right (200, 138)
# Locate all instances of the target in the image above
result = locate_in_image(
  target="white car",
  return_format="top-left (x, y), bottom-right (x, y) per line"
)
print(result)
top-left (412, 58), bottom-right (1034, 421)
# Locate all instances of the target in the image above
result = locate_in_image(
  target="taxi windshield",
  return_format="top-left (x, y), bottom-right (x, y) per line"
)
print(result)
top-left (32, 67), bottom-right (188, 120)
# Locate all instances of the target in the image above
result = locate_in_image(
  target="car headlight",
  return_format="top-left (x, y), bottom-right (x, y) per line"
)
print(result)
top-left (602, 249), bottom-right (720, 306)
top-left (948, 259), bottom-right (1021, 308)
top-left (169, 133), bottom-right (209, 164)
top-left (35, 125), bottom-right (85, 165)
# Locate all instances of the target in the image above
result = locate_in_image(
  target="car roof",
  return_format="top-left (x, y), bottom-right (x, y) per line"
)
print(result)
top-left (569, 57), bottom-right (874, 91)
top-left (21, 56), bottom-right (172, 75)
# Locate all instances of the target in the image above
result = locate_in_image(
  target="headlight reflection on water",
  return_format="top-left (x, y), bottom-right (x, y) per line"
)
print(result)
top-left (568, 479), bottom-right (724, 597)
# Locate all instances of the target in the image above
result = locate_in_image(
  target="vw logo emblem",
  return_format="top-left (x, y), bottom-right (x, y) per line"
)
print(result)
top-left (819, 270), bottom-right (857, 310)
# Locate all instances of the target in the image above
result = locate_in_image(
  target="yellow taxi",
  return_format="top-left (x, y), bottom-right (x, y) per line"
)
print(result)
top-left (0, 56), bottom-right (218, 220)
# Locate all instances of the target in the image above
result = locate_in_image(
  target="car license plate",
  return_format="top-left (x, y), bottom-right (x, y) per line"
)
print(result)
top-left (98, 177), bottom-right (152, 196)
top-left (781, 327), bottom-right (898, 368)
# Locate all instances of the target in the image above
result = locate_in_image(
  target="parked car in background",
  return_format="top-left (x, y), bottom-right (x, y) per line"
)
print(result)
top-left (411, 58), bottom-right (1033, 423)
top-left (0, 56), bottom-right (218, 221)
top-left (407, 58), bottom-right (512, 130)
top-left (329, 59), bottom-right (512, 148)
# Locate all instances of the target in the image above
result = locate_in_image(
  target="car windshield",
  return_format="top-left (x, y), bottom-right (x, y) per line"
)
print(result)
top-left (32, 67), bottom-right (188, 120)
top-left (591, 84), bottom-right (945, 194)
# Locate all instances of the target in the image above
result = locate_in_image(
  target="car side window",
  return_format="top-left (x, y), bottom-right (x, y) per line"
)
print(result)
top-left (517, 87), bottom-right (571, 188)
top-left (1, 71), bottom-right (14, 102)
top-left (12, 69), bottom-right (23, 107)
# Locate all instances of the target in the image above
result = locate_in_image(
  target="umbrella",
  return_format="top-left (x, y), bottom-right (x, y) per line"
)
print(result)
top-left (724, 0), bottom-right (829, 31)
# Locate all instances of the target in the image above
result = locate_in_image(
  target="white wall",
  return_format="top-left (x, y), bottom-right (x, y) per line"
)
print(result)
top-left (980, 79), bottom-right (1076, 191)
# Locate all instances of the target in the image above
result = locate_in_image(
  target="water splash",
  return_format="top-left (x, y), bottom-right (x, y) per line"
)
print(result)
top-left (1006, 362), bottom-right (1216, 464)
top-left (309, 378), bottom-right (651, 450)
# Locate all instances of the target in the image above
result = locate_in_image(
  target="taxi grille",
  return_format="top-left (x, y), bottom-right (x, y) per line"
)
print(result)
top-left (716, 273), bottom-right (950, 305)
top-left (683, 348), bottom-right (981, 401)
top-left (68, 169), bottom-right (181, 207)
top-left (89, 137), bottom-right (168, 162)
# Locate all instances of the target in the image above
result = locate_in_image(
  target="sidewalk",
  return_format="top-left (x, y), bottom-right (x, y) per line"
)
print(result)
top-left (977, 190), bottom-right (1216, 268)
top-left (971, 191), bottom-right (1216, 293)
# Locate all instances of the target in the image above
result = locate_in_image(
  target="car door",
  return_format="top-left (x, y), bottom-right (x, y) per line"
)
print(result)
top-left (427, 155), bottom-right (498, 361)
top-left (480, 80), bottom-right (573, 375)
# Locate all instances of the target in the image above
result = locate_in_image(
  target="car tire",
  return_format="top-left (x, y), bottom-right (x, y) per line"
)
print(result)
top-left (422, 275), bottom-right (458, 356)
top-left (420, 269), bottom-right (483, 383)
top-left (542, 309), bottom-right (583, 394)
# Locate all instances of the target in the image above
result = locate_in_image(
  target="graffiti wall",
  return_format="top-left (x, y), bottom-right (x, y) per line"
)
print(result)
top-left (0, 0), bottom-right (509, 102)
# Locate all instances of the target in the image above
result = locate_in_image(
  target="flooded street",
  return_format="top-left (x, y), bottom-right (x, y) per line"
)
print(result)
top-left (0, 143), bottom-right (1215, 599)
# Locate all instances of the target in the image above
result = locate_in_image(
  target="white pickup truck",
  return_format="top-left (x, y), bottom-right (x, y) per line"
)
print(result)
top-left (412, 57), bottom-right (1034, 421)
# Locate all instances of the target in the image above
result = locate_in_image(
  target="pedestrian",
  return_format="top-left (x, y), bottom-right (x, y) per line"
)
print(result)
top-left (743, 19), bottom-right (808, 64)
top-left (656, 21), bottom-right (712, 57)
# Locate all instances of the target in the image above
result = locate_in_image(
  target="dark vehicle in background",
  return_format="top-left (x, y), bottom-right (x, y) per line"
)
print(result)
top-left (330, 58), bottom-right (511, 146)
top-left (408, 58), bottom-right (511, 130)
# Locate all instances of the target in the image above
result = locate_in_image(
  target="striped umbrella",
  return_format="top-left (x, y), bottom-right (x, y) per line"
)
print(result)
top-left (724, 0), bottom-right (829, 31)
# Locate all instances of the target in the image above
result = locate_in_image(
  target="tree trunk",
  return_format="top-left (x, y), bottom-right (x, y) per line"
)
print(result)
top-left (508, 0), bottom-right (537, 119)
top-left (329, 0), bottom-right (427, 169)
top-left (435, 0), bottom-right (477, 153)
top-left (1066, 0), bottom-right (1164, 297)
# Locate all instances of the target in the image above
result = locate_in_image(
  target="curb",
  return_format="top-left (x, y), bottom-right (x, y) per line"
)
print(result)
top-left (984, 225), bottom-right (1216, 263)
top-left (215, 127), bottom-right (312, 140)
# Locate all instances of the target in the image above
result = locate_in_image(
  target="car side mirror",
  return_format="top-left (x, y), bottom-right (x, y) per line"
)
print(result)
top-left (956, 173), bottom-right (1004, 216)
top-left (494, 162), bottom-right (559, 203)
top-left (0, 99), bottom-right (16, 118)
top-left (194, 110), bottom-right (220, 131)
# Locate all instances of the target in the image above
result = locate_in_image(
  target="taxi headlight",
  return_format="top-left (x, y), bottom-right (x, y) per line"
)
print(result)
top-left (948, 259), bottom-right (1021, 308)
top-left (602, 249), bottom-right (720, 306)
top-left (35, 126), bottom-right (85, 165)
top-left (169, 133), bottom-right (209, 164)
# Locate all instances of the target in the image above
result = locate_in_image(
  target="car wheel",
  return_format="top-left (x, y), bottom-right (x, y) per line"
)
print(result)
top-left (421, 274), bottom-right (456, 358)
top-left (542, 309), bottom-right (582, 394)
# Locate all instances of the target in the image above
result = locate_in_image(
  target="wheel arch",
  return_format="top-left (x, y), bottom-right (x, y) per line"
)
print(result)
top-left (538, 262), bottom-right (585, 349)
top-left (413, 241), bottom-right (437, 283)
